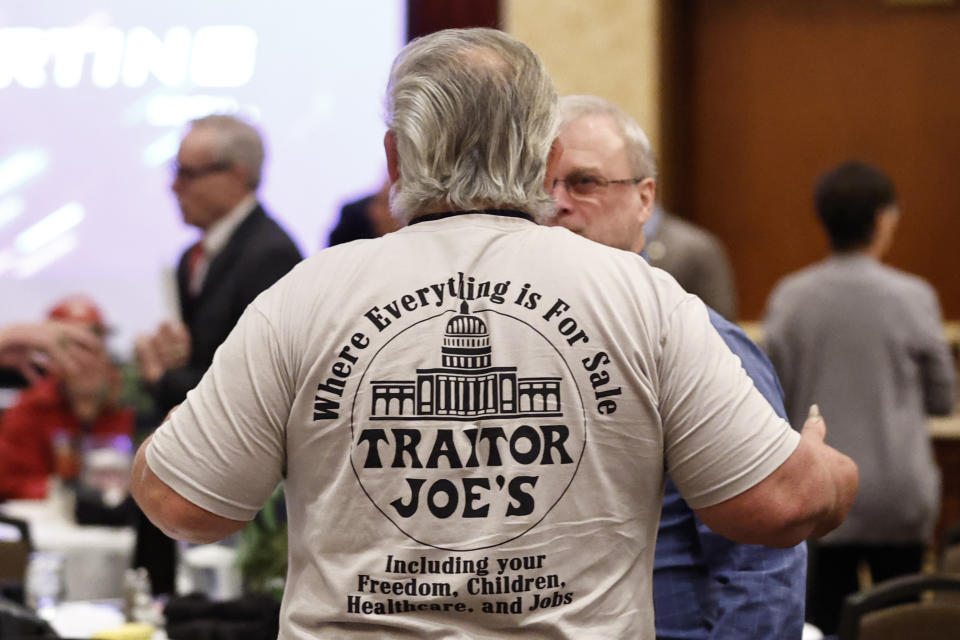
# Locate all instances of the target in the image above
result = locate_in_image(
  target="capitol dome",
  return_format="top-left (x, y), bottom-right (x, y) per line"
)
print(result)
top-left (442, 301), bottom-right (492, 369)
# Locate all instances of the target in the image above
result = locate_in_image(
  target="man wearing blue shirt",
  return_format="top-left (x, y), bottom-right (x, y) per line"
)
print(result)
top-left (549, 94), bottom-right (807, 639)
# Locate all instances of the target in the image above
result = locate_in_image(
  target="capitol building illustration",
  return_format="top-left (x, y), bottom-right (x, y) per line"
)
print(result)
top-left (369, 302), bottom-right (562, 421)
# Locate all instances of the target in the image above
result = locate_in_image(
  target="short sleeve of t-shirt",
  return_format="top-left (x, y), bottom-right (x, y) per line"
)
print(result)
top-left (658, 297), bottom-right (800, 509)
top-left (145, 302), bottom-right (290, 521)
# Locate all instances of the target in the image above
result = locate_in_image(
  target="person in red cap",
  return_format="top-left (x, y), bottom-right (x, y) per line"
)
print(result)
top-left (0, 296), bottom-right (133, 499)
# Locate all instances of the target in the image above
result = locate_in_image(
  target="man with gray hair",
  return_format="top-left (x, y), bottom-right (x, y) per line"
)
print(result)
top-left (136, 114), bottom-right (302, 418)
top-left (133, 114), bottom-right (301, 593)
top-left (131, 28), bottom-right (856, 637)
top-left (550, 94), bottom-right (806, 639)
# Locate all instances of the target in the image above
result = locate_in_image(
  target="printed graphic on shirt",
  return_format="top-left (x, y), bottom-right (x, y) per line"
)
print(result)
top-left (350, 301), bottom-right (587, 551)
top-left (310, 272), bottom-right (630, 619)
top-left (346, 551), bottom-right (575, 616)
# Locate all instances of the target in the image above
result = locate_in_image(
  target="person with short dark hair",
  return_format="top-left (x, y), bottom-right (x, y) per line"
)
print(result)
top-left (814, 160), bottom-right (897, 253)
top-left (765, 160), bottom-right (956, 635)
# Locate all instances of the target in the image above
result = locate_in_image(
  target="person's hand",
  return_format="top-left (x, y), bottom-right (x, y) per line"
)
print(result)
top-left (153, 321), bottom-right (191, 370)
top-left (0, 321), bottom-right (101, 381)
top-left (135, 333), bottom-right (165, 385)
top-left (802, 404), bottom-right (859, 538)
top-left (135, 321), bottom-right (190, 384)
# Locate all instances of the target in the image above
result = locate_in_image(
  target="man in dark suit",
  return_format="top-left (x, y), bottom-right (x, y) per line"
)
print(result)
top-left (137, 114), bottom-right (302, 416)
top-left (134, 114), bottom-right (302, 593)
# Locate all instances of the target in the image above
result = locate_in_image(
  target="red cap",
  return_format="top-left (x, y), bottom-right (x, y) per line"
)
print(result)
top-left (47, 295), bottom-right (108, 331)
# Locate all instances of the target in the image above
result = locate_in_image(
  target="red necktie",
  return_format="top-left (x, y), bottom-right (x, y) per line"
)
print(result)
top-left (187, 242), bottom-right (206, 296)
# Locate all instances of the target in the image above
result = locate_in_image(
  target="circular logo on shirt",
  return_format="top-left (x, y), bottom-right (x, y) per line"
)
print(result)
top-left (350, 304), bottom-right (586, 551)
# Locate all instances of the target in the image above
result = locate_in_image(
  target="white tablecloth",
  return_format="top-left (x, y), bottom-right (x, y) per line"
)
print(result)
top-left (0, 498), bottom-right (135, 601)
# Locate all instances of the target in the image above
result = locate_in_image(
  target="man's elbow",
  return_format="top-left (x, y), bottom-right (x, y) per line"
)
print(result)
top-left (137, 488), bottom-right (241, 545)
top-left (760, 448), bottom-right (860, 547)
top-left (926, 390), bottom-right (956, 416)
top-left (703, 500), bottom-right (826, 550)
top-left (695, 443), bottom-right (859, 549)
top-left (131, 452), bottom-right (248, 544)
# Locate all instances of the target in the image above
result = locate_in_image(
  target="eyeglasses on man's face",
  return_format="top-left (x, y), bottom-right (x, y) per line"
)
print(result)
top-left (172, 161), bottom-right (233, 181)
top-left (551, 171), bottom-right (643, 199)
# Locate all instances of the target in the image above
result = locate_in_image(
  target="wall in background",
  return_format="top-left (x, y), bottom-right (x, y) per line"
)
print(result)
top-left (671, 0), bottom-right (960, 319)
top-left (504, 0), bottom-right (662, 154)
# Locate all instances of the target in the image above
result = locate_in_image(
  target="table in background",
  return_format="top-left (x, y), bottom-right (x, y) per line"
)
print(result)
top-left (0, 497), bottom-right (135, 601)
top-left (932, 413), bottom-right (960, 553)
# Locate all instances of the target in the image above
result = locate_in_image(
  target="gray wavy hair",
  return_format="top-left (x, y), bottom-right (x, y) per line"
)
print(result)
top-left (385, 28), bottom-right (560, 223)
top-left (559, 95), bottom-right (658, 180)
top-left (190, 114), bottom-right (265, 189)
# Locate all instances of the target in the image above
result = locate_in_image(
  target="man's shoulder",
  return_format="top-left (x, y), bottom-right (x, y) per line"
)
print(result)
top-left (769, 258), bottom-right (940, 325)
top-left (245, 204), bottom-right (291, 238)
top-left (817, 258), bottom-right (936, 306)
top-left (659, 213), bottom-right (725, 253)
top-left (873, 261), bottom-right (937, 301)
top-left (239, 204), bottom-right (302, 258)
top-left (768, 261), bottom-right (826, 299)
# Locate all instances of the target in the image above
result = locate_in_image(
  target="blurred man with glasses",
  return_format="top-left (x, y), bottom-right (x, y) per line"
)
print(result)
top-left (133, 114), bottom-right (302, 594)
top-left (136, 114), bottom-right (302, 416)
top-left (549, 94), bottom-right (807, 640)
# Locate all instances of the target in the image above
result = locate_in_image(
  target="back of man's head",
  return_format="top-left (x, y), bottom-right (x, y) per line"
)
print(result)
top-left (385, 28), bottom-right (559, 223)
top-left (559, 95), bottom-right (658, 180)
top-left (814, 160), bottom-right (897, 252)
top-left (189, 114), bottom-right (265, 190)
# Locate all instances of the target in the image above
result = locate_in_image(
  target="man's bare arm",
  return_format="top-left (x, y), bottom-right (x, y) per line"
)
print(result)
top-left (130, 434), bottom-right (248, 544)
top-left (694, 405), bottom-right (858, 548)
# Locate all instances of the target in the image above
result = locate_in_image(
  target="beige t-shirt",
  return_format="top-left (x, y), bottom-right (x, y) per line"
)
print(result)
top-left (148, 212), bottom-right (799, 639)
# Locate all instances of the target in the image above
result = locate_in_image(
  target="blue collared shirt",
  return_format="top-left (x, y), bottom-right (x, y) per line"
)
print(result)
top-left (653, 306), bottom-right (807, 640)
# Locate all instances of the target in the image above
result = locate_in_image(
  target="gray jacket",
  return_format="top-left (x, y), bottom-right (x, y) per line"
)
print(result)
top-left (764, 254), bottom-right (956, 544)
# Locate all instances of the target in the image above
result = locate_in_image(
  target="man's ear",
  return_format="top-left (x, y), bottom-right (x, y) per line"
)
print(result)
top-left (637, 177), bottom-right (657, 225)
top-left (384, 131), bottom-right (400, 184)
top-left (870, 205), bottom-right (900, 259)
top-left (231, 163), bottom-right (252, 188)
top-left (543, 138), bottom-right (564, 189)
